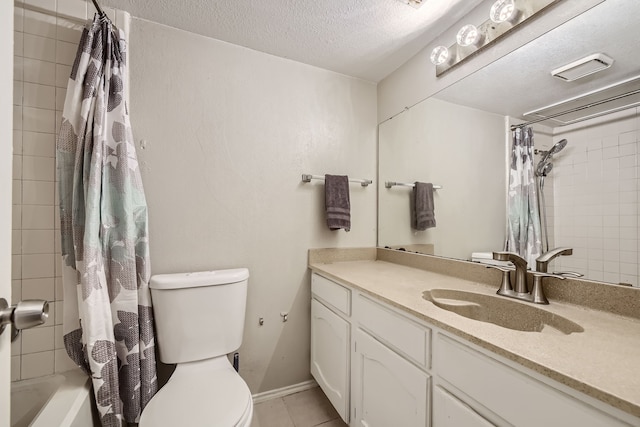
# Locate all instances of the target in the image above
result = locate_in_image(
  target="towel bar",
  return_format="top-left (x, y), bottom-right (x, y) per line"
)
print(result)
top-left (385, 181), bottom-right (442, 189)
top-left (302, 174), bottom-right (372, 187)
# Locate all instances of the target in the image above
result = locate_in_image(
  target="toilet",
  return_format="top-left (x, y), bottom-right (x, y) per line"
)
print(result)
top-left (139, 268), bottom-right (253, 426)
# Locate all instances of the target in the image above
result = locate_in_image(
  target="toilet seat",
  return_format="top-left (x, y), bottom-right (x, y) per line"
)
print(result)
top-left (139, 357), bottom-right (253, 427)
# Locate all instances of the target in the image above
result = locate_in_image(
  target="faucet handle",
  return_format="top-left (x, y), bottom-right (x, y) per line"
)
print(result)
top-left (485, 265), bottom-right (514, 294)
top-left (552, 271), bottom-right (584, 278)
top-left (531, 271), bottom-right (566, 280)
top-left (530, 271), bottom-right (566, 305)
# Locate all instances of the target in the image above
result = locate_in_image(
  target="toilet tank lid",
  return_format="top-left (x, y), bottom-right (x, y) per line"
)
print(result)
top-left (150, 268), bottom-right (249, 290)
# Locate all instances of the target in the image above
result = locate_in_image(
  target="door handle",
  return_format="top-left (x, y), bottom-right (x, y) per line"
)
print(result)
top-left (0, 298), bottom-right (49, 338)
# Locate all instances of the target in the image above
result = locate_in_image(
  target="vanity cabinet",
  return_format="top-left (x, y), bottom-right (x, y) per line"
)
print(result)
top-left (310, 272), bottom-right (637, 427)
top-left (352, 294), bottom-right (431, 427)
top-left (310, 274), bottom-right (351, 422)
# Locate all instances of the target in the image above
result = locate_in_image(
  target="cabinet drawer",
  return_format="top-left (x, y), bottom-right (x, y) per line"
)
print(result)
top-left (311, 273), bottom-right (351, 316)
top-left (433, 386), bottom-right (494, 427)
top-left (435, 334), bottom-right (631, 427)
top-left (355, 294), bottom-right (430, 369)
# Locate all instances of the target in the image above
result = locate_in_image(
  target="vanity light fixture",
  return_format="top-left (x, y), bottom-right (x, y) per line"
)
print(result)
top-left (456, 24), bottom-right (481, 47)
top-left (489, 0), bottom-right (517, 23)
top-left (431, 0), bottom-right (561, 77)
top-left (430, 46), bottom-right (450, 66)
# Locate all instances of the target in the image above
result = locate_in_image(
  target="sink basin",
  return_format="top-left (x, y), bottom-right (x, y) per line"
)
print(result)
top-left (423, 289), bottom-right (583, 335)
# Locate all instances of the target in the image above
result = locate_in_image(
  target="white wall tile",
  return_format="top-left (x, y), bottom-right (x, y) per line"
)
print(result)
top-left (12, 255), bottom-right (22, 280)
top-left (13, 205), bottom-right (22, 229)
top-left (11, 357), bottom-right (21, 381)
top-left (23, 131), bottom-right (55, 157)
top-left (22, 253), bottom-right (55, 279)
top-left (55, 63), bottom-right (71, 87)
top-left (12, 155), bottom-right (22, 180)
top-left (24, 9), bottom-right (57, 38)
top-left (12, 334), bottom-right (22, 357)
top-left (13, 130), bottom-right (23, 155)
top-left (12, 280), bottom-right (22, 305)
top-left (13, 105), bottom-right (23, 130)
top-left (54, 300), bottom-right (63, 325)
top-left (55, 349), bottom-right (78, 373)
top-left (15, 7), bottom-right (24, 32)
top-left (55, 87), bottom-right (66, 110)
top-left (22, 229), bottom-right (55, 254)
top-left (22, 278), bottom-right (55, 300)
top-left (21, 351), bottom-right (55, 379)
top-left (55, 276), bottom-right (63, 300)
top-left (57, 0), bottom-right (87, 20)
top-left (55, 40), bottom-right (77, 65)
top-left (22, 326), bottom-right (55, 353)
top-left (22, 180), bottom-right (55, 205)
top-left (56, 20), bottom-right (83, 44)
top-left (12, 180), bottom-right (22, 205)
top-left (55, 110), bottom-right (62, 134)
top-left (24, 0), bottom-right (56, 12)
top-left (14, 32), bottom-right (24, 56)
top-left (14, 56), bottom-right (25, 81)
top-left (23, 58), bottom-right (56, 86)
top-left (619, 131), bottom-right (637, 145)
top-left (13, 81), bottom-right (23, 106)
top-left (23, 106), bottom-right (55, 132)
top-left (22, 205), bottom-right (54, 229)
top-left (23, 33), bottom-right (56, 62)
top-left (54, 324), bottom-right (64, 349)
top-left (12, 230), bottom-right (22, 254)
top-left (23, 82), bottom-right (56, 109)
top-left (23, 155), bottom-right (55, 181)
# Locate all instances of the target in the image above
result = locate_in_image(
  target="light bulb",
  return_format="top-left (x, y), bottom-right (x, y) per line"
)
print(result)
top-left (430, 46), bottom-right (450, 66)
top-left (456, 24), bottom-right (480, 47)
top-left (490, 0), bottom-right (516, 23)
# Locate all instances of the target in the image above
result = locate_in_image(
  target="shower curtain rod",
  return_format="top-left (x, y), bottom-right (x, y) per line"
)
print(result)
top-left (15, 1), bottom-right (107, 25)
top-left (511, 88), bottom-right (640, 131)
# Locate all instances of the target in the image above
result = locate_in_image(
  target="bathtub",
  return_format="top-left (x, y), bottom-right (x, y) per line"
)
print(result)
top-left (11, 369), bottom-right (97, 427)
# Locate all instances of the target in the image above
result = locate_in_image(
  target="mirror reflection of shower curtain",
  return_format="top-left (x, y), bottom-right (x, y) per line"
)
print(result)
top-left (506, 126), bottom-right (542, 268)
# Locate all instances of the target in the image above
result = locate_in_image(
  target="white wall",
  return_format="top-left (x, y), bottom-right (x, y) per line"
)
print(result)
top-left (128, 19), bottom-right (377, 393)
top-left (378, 98), bottom-right (506, 259)
top-left (377, 0), bottom-right (605, 124)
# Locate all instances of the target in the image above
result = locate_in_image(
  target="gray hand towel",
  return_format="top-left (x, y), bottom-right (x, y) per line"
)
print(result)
top-left (325, 174), bottom-right (351, 232)
top-left (412, 182), bottom-right (435, 231)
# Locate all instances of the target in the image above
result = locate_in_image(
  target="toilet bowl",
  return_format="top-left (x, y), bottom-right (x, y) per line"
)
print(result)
top-left (139, 269), bottom-right (252, 426)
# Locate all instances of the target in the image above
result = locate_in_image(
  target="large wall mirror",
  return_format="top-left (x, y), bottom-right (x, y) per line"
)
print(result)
top-left (378, 0), bottom-right (640, 287)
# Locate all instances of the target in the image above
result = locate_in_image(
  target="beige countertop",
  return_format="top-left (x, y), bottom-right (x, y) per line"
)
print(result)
top-left (309, 249), bottom-right (640, 420)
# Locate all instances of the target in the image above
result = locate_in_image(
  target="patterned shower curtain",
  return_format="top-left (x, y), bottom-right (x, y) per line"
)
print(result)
top-left (506, 126), bottom-right (542, 268)
top-left (56, 14), bottom-right (157, 427)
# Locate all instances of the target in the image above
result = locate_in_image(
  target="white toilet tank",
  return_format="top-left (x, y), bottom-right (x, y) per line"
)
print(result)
top-left (149, 268), bottom-right (249, 364)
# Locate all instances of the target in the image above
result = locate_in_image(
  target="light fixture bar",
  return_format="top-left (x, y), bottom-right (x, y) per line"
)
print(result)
top-left (434, 0), bottom-right (561, 76)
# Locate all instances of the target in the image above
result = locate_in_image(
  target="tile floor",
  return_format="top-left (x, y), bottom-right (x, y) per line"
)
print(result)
top-left (251, 386), bottom-right (348, 427)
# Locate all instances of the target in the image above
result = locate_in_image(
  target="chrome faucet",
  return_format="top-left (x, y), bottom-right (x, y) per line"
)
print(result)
top-left (536, 247), bottom-right (573, 272)
top-left (487, 251), bottom-right (566, 305)
top-left (492, 251), bottom-right (528, 294)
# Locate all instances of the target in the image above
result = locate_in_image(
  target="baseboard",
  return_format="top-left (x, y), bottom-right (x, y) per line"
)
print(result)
top-left (252, 379), bottom-right (318, 404)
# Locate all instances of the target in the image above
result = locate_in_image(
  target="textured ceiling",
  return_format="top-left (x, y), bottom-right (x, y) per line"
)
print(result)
top-left (435, 0), bottom-right (640, 123)
top-left (99, 0), bottom-right (485, 82)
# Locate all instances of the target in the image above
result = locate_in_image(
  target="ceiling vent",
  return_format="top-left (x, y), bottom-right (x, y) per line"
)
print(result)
top-left (551, 53), bottom-right (614, 82)
top-left (524, 75), bottom-right (640, 126)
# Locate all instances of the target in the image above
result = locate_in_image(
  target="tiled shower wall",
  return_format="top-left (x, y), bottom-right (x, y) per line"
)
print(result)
top-left (551, 108), bottom-right (639, 287)
top-left (11, 0), bottom-right (125, 381)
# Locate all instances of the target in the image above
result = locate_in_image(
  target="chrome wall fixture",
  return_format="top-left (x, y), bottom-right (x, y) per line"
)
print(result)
top-left (430, 0), bottom-right (562, 76)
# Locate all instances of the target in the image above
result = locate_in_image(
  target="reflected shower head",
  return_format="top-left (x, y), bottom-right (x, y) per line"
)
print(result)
top-left (536, 139), bottom-right (568, 177)
top-left (550, 139), bottom-right (568, 155)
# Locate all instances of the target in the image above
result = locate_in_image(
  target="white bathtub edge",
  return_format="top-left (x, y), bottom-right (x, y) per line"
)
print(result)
top-left (29, 369), bottom-right (93, 427)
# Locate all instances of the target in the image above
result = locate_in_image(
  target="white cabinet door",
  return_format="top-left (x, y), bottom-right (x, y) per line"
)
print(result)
top-left (433, 386), bottom-right (494, 427)
top-left (352, 329), bottom-right (429, 427)
top-left (311, 299), bottom-right (350, 422)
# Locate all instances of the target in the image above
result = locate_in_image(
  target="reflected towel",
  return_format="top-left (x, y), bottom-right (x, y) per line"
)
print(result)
top-left (325, 174), bottom-right (351, 231)
top-left (412, 182), bottom-right (435, 230)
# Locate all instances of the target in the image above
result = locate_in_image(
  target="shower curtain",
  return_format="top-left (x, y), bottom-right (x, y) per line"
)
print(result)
top-left (506, 126), bottom-right (542, 268)
top-left (56, 14), bottom-right (157, 427)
